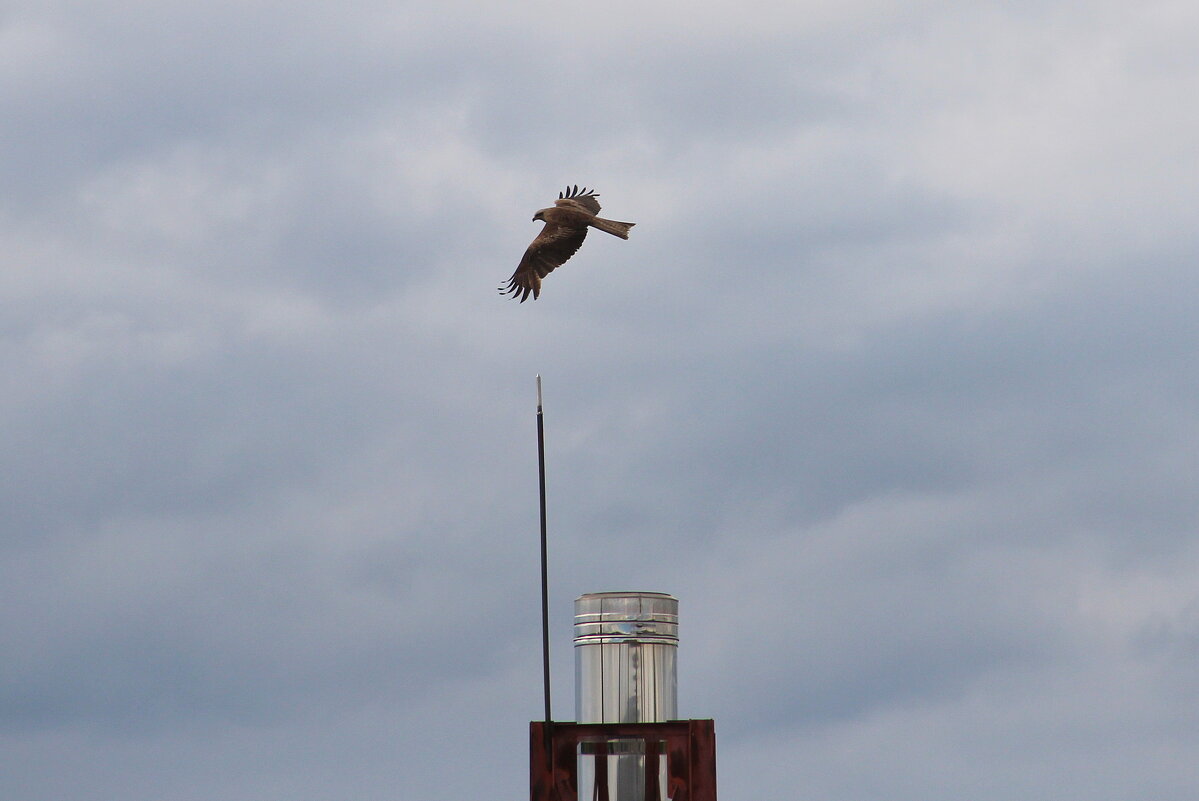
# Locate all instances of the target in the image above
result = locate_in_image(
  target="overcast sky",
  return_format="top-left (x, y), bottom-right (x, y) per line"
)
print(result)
top-left (3, 1), bottom-right (1199, 799)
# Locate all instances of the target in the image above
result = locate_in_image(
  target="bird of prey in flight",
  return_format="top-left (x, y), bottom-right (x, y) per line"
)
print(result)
top-left (499, 186), bottom-right (635, 302)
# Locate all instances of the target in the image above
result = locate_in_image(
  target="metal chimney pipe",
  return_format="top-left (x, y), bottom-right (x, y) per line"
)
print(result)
top-left (574, 592), bottom-right (678, 801)
top-left (574, 591), bottom-right (678, 723)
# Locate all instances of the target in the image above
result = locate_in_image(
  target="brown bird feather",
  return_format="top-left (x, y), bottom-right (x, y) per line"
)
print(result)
top-left (499, 186), bottom-right (635, 302)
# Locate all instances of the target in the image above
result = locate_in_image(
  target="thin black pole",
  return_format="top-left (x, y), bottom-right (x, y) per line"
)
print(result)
top-left (536, 375), bottom-right (552, 725)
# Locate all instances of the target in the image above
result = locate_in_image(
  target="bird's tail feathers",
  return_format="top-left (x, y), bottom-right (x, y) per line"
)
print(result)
top-left (589, 218), bottom-right (635, 239)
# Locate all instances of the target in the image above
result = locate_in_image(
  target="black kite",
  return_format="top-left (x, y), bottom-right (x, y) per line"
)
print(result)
top-left (499, 186), bottom-right (635, 302)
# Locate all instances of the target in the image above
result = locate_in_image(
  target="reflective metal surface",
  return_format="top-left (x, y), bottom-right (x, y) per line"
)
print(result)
top-left (574, 591), bottom-right (678, 724)
top-left (574, 592), bottom-right (679, 800)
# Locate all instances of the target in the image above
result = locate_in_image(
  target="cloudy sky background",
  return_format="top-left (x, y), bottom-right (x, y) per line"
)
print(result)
top-left (3, 0), bottom-right (1198, 798)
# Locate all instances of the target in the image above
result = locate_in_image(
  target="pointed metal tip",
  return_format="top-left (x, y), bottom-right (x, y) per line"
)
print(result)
top-left (536, 375), bottom-right (543, 410)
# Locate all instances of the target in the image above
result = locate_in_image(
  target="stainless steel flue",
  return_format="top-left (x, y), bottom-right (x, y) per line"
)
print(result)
top-left (574, 592), bottom-right (678, 723)
top-left (575, 592), bottom-right (678, 801)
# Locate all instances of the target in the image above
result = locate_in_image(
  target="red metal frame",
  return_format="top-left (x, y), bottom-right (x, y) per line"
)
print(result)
top-left (530, 720), bottom-right (716, 801)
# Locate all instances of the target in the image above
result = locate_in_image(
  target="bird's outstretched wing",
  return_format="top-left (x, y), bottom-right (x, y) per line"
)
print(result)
top-left (555, 185), bottom-right (601, 215)
top-left (499, 223), bottom-right (589, 302)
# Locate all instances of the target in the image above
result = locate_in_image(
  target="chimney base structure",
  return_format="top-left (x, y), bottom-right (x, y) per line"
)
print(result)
top-left (530, 720), bottom-right (716, 801)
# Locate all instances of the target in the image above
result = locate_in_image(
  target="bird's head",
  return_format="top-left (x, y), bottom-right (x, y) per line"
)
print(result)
top-left (532, 210), bottom-right (545, 222)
